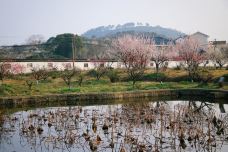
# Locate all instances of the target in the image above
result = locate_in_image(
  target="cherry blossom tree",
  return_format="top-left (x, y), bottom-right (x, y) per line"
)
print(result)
top-left (112, 35), bottom-right (153, 87)
top-left (175, 37), bottom-right (206, 79)
top-left (151, 42), bottom-right (175, 75)
top-left (11, 63), bottom-right (26, 75)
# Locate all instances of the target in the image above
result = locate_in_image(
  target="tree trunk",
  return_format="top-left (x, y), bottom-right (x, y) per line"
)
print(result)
top-left (219, 63), bottom-right (223, 69)
top-left (219, 103), bottom-right (226, 113)
top-left (132, 80), bottom-right (136, 88)
top-left (155, 63), bottom-right (159, 74)
top-left (67, 80), bottom-right (71, 90)
top-left (68, 84), bottom-right (71, 90)
top-left (156, 63), bottom-right (159, 81)
top-left (96, 74), bottom-right (100, 80)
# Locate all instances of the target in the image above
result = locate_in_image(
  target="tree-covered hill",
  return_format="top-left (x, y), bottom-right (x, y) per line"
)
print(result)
top-left (82, 22), bottom-right (185, 39)
top-left (0, 23), bottom-right (185, 60)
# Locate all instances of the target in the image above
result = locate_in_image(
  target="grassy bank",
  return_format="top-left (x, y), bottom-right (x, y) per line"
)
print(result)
top-left (0, 69), bottom-right (227, 97)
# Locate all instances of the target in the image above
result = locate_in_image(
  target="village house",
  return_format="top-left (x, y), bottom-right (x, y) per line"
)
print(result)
top-left (190, 32), bottom-right (209, 46)
top-left (175, 31), bottom-right (209, 47)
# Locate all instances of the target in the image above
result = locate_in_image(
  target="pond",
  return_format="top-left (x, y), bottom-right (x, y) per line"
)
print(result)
top-left (0, 99), bottom-right (228, 152)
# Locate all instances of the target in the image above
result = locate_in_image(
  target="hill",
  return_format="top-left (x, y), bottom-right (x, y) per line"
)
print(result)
top-left (0, 23), bottom-right (186, 60)
top-left (82, 22), bottom-right (185, 39)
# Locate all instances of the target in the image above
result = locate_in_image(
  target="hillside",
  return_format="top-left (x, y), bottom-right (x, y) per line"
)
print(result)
top-left (0, 23), bottom-right (186, 60)
top-left (82, 22), bottom-right (185, 39)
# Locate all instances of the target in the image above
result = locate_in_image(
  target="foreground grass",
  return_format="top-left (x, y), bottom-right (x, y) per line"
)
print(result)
top-left (1, 78), bottom-right (227, 97)
top-left (0, 69), bottom-right (227, 97)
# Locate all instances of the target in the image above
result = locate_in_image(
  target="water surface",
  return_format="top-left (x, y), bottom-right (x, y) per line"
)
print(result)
top-left (0, 100), bottom-right (228, 152)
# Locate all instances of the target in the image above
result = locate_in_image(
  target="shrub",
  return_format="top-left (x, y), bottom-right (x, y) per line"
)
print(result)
top-left (87, 68), bottom-right (107, 80)
top-left (49, 70), bottom-right (61, 79)
top-left (78, 73), bottom-right (84, 86)
top-left (60, 87), bottom-right (80, 93)
top-left (142, 73), bottom-right (166, 82)
top-left (226, 65), bottom-right (228, 70)
top-left (167, 75), bottom-right (192, 82)
top-left (87, 69), bottom-right (97, 78)
top-left (106, 69), bottom-right (119, 83)
top-left (223, 74), bottom-right (228, 82)
top-left (196, 69), bottom-right (213, 84)
top-left (25, 80), bottom-right (33, 90)
top-left (0, 84), bottom-right (14, 95)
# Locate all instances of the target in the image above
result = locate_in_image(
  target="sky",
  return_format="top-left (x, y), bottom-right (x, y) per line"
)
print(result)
top-left (0, 0), bottom-right (227, 45)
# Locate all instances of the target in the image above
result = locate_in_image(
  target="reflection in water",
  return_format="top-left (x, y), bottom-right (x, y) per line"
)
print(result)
top-left (0, 100), bottom-right (227, 152)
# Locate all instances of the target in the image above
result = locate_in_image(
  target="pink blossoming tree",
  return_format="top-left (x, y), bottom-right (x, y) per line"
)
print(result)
top-left (175, 37), bottom-right (206, 79)
top-left (112, 35), bottom-right (153, 87)
top-left (11, 63), bottom-right (26, 75)
top-left (151, 42), bottom-right (175, 75)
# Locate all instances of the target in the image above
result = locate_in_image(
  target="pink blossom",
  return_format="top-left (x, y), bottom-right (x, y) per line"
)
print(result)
top-left (11, 63), bottom-right (26, 74)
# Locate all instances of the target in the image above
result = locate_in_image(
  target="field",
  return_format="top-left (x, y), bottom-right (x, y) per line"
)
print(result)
top-left (0, 69), bottom-right (228, 97)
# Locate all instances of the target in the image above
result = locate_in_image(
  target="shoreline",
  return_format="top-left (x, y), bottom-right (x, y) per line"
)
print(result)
top-left (0, 89), bottom-right (227, 107)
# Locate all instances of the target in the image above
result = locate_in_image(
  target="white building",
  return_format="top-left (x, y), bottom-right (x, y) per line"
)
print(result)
top-left (2, 59), bottom-right (124, 73)
top-left (2, 59), bottom-right (225, 74)
top-left (175, 31), bottom-right (209, 47)
top-left (190, 32), bottom-right (209, 46)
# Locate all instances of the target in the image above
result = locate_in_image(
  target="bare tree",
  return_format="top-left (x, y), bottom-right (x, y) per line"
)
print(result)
top-left (31, 67), bottom-right (49, 84)
top-left (111, 35), bottom-right (153, 87)
top-left (89, 60), bottom-right (108, 80)
top-left (0, 62), bottom-right (11, 85)
top-left (175, 37), bottom-right (205, 79)
top-left (61, 69), bottom-right (76, 89)
top-left (61, 63), bottom-right (80, 89)
top-left (26, 34), bottom-right (45, 45)
top-left (207, 45), bottom-right (228, 69)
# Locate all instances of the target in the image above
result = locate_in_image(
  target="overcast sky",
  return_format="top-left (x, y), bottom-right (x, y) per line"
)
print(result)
top-left (0, 0), bottom-right (227, 45)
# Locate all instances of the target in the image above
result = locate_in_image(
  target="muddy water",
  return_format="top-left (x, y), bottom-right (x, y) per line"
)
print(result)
top-left (0, 100), bottom-right (228, 152)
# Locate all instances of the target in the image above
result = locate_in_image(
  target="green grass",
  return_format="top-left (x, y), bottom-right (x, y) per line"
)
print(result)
top-left (59, 87), bottom-right (81, 93)
top-left (0, 69), bottom-right (227, 97)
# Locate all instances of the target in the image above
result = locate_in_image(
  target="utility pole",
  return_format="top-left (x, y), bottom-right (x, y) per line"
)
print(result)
top-left (72, 34), bottom-right (75, 68)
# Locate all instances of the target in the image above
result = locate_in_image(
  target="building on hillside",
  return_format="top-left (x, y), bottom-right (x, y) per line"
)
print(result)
top-left (209, 40), bottom-right (226, 46)
top-left (189, 32), bottom-right (209, 46)
top-left (175, 31), bottom-right (209, 47)
top-left (209, 40), bottom-right (227, 49)
top-left (209, 40), bottom-right (228, 56)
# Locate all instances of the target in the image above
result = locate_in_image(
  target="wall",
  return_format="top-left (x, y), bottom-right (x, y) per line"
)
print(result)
top-left (5, 60), bottom-right (227, 73)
